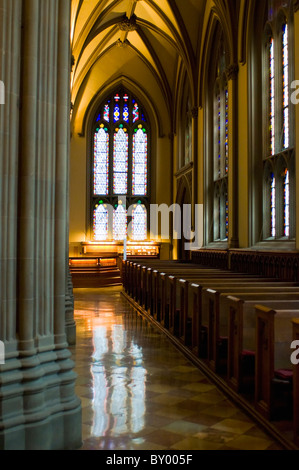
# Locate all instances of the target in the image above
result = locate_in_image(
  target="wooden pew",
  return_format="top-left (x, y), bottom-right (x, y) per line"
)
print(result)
top-left (292, 319), bottom-right (299, 446)
top-left (129, 261), bottom-right (218, 312)
top-left (174, 278), bottom-right (297, 357)
top-left (255, 305), bottom-right (299, 421)
top-left (225, 297), bottom-right (299, 393)
top-left (202, 286), bottom-right (299, 373)
top-left (152, 268), bottom-right (236, 326)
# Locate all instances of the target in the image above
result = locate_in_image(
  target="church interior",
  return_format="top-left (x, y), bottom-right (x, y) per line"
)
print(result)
top-left (1, 0), bottom-right (299, 451)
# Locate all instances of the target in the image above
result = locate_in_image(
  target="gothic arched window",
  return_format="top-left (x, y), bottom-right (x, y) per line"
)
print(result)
top-left (91, 89), bottom-right (149, 241)
top-left (213, 38), bottom-right (229, 241)
top-left (262, 4), bottom-right (295, 240)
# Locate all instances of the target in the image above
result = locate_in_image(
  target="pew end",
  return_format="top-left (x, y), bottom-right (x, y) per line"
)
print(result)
top-left (255, 305), bottom-right (299, 422)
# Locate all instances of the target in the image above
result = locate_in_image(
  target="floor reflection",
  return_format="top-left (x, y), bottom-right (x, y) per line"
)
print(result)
top-left (71, 287), bottom-right (284, 451)
top-left (92, 323), bottom-right (146, 437)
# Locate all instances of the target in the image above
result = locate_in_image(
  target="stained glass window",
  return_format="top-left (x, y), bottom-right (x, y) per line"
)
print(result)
top-left (263, 9), bottom-right (294, 241)
top-left (93, 204), bottom-right (109, 241)
top-left (132, 127), bottom-right (147, 196)
top-left (284, 169), bottom-right (290, 237)
top-left (113, 205), bottom-right (127, 240)
top-left (123, 103), bottom-right (129, 122)
top-left (225, 88), bottom-right (229, 174)
top-left (133, 101), bottom-right (139, 123)
top-left (132, 205), bottom-right (147, 241)
top-left (113, 127), bottom-right (128, 194)
top-left (217, 93), bottom-right (221, 178)
top-left (103, 103), bottom-right (110, 122)
top-left (92, 89), bottom-right (149, 241)
top-left (282, 23), bottom-right (289, 149)
top-left (94, 126), bottom-right (109, 195)
top-left (271, 173), bottom-right (276, 238)
top-left (225, 194), bottom-right (229, 240)
top-left (114, 105), bottom-right (120, 123)
top-left (213, 40), bottom-right (229, 242)
top-left (269, 37), bottom-right (275, 156)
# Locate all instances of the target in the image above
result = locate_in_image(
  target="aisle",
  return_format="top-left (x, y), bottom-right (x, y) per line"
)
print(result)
top-left (70, 287), bottom-right (283, 451)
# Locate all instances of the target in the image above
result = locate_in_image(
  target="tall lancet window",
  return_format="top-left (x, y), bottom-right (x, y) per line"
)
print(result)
top-left (282, 23), bottom-right (289, 150)
top-left (131, 204), bottom-right (147, 241)
top-left (262, 4), bottom-right (294, 241)
top-left (269, 37), bottom-right (275, 156)
top-left (213, 37), bottom-right (229, 242)
top-left (91, 89), bottom-right (150, 241)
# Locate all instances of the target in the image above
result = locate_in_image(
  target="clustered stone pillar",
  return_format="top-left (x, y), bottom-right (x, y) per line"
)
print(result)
top-left (226, 63), bottom-right (239, 250)
top-left (0, 0), bottom-right (81, 450)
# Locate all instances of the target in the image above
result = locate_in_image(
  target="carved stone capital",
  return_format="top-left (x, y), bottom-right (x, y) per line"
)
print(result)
top-left (119, 15), bottom-right (137, 32)
top-left (226, 63), bottom-right (239, 81)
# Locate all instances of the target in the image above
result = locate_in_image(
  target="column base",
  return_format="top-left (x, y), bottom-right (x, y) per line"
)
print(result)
top-left (0, 349), bottom-right (82, 450)
top-left (0, 405), bottom-right (82, 450)
top-left (66, 321), bottom-right (77, 346)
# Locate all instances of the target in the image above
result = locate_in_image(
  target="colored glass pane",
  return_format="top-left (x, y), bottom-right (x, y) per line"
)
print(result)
top-left (132, 128), bottom-right (147, 196)
top-left (284, 169), bottom-right (290, 237)
top-left (269, 38), bottom-right (275, 156)
top-left (271, 173), bottom-right (276, 237)
top-left (113, 205), bottom-right (127, 240)
top-left (93, 204), bottom-right (108, 241)
top-left (113, 128), bottom-right (128, 194)
top-left (114, 104), bottom-right (120, 123)
top-left (225, 88), bottom-right (229, 174)
top-left (132, 205), bottom-right (147, 241)
top-left (133, 102), bottom-right (139, 123)
top-left (282, 24), bottom-right (289, 149)
top-left (103, 104), bottom-right (110, 122)
top-left (94, 127), bottom-right (109, 195)
top-left (123, 104), bottom-right (129, 122)
top-left (225, 193), bottom-right (229, 239)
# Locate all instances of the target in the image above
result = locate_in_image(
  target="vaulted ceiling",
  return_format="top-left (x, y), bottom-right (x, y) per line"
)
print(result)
top-left (70, 0), bottom-right (207, 136)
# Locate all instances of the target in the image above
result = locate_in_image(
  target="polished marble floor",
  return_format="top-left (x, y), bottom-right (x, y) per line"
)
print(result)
top-left (70, 287), bottom-right (284, 451)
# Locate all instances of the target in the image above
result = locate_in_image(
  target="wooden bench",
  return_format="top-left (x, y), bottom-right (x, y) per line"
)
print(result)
top-left (255, 305), bottom-right (299, 421)
top-left (202, 285), bottom-right (299, 373)
top-left (224, 297), bottom-right (299, 393)
top-left (172, 278), bottom-right (296, 356)
top-left (127, 261), bottom-right (214, 306)
top-left (150, 268), bottom-right (231, 324)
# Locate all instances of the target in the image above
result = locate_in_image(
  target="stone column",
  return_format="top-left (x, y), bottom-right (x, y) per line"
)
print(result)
top-left (226, 63), bottom-right (240, 249)
top-left (0, 0), bottom-right (81, 450)
top-left (18, 0), bottom-right (39, 355)
top-left (191, 106), bottom-right (199, 233)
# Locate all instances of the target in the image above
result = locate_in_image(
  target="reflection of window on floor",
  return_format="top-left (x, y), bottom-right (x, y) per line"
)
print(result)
top-left (92, 324), bottom-right (146, 437)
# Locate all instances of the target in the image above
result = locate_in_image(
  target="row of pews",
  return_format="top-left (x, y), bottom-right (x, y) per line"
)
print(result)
top-left (122, 259), bottom-right (299, 449)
